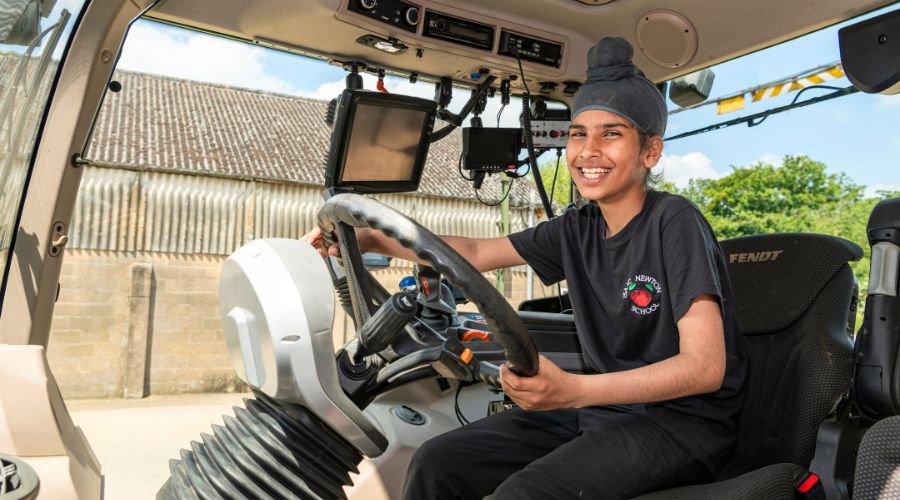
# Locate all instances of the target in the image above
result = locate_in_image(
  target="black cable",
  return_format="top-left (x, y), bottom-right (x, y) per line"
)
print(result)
top-left (517, 56), bottom-right (555, 219)
top-left (665, 85), bottom-right (860, 142)
top-left (474, 176), bottom-right (514, 206)
top-left (496, 104), bottom-right (506, 126)
top-left (747, 84), bottom-right (845, 127)
top-left (516, 57), bottom-right (531, 95)
top-left (458, 152), bottom-right (475, 181)
top-left (549, 149), bottom-right (562, 204)
top-left (455, 382), bottom-right (470, 425)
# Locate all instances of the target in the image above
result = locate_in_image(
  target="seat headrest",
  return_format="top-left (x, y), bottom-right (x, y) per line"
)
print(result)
top-left (721, 233), bottom-right (863, 334)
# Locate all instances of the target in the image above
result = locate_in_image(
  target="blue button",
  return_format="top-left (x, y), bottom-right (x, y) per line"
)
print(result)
top-left (399, 276), bottom-right (417, 290)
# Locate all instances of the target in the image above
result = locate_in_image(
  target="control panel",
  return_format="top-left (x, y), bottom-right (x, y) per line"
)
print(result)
top-left (529, 120), bottom-right (571, 149)
top-left (348, 0), bottom-right (421, 33)
top-left (499, 30), bottom-right (563, 68)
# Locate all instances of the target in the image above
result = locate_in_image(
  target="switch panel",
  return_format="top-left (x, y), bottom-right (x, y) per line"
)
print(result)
top-left (529, 120), bottom-right (571, 148)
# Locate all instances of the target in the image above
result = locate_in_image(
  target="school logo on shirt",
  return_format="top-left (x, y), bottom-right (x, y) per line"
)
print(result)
top-left (623, 274), bottom-right (662, 315)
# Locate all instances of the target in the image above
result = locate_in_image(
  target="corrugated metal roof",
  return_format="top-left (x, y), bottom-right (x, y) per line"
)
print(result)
top-left (87, 71), bottom-right (538, 206)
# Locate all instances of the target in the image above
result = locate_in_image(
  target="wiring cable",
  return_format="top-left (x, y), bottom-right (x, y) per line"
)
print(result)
top-left (665, 84), bottom-right (859, 142)
top-left (455, 382), bottom-right (471, 425)
top-left (517, 56), bottom-right (555, 219)
top-left (549, 148), bottom-right (563, 204)
top-left (474, 177), bottom-right (514, 206)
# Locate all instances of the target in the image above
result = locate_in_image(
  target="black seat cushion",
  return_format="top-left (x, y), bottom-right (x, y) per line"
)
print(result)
top-left (853, 416), bottom-right (900, 500)
top-left (633, 463), bottom-right (806, 500)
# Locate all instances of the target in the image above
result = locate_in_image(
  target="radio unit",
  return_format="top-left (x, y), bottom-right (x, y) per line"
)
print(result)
top-left (499, 30), bottom-right (563, 68)
top-left (423, 11), bottom-right (494, 51)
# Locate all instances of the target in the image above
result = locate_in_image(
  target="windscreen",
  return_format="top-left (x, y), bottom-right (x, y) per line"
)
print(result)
top-left (340, 104), bottom-right (427, 183)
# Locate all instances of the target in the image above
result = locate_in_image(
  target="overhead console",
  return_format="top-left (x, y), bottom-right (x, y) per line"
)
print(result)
top-left (338, 0), bottom-right (568, 75)
top-left (423, 11), bottom-right (494, 51)
top-left (347, 0), bottom-right (421, 34)
top-left (498, 31), bottom-right (563, 68)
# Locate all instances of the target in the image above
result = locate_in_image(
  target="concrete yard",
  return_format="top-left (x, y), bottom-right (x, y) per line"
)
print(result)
top-left (68, 392), bottom-right (392, 499)
top-left (68, 393), bottom-right (250, 500)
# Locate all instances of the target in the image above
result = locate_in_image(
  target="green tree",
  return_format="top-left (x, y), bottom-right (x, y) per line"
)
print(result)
top-left (670, 154), bottom-right (898, 327)
top-left (682, 155), bottom-right (865, 239)
top-left (536, 155), bottom-right (572, 208)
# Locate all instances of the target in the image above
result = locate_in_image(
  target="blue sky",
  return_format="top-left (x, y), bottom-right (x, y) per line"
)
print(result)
top-left (661, 3), bottom-right (900, 196)
top-left (111, 6), bottom-right (900, 196)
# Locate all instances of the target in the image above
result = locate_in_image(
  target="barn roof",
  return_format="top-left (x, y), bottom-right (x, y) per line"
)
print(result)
top-left (87, 70), bottom-right (538, 206)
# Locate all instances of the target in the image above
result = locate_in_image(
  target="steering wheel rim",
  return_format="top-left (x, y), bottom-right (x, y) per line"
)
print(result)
top-left (317, 192), bottom-right (539, 379)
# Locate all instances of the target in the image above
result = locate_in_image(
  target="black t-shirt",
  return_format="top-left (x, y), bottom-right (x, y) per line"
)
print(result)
top-left (508, 190), bottom-right (748, 468)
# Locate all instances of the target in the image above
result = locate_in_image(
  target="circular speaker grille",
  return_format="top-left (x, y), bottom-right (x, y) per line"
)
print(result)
top-left (636, 11), bottom-right (698, 68)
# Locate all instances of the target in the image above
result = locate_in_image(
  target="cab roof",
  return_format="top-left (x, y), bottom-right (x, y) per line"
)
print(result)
top-left (148, 0), bottom-right (897, 103)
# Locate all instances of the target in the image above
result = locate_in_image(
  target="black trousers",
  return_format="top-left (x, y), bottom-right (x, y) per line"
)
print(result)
top-left (402, 406), bottom-right (716, 500)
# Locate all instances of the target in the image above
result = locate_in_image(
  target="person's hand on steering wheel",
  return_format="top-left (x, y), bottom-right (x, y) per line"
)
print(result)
top-left (501, 355), bottom-right (582, 410)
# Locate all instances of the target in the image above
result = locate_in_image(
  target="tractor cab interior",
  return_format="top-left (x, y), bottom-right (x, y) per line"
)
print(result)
top-left (1, 0), bottom-right (899, 499)
top-left (165, 43), bottom-right (900, 497)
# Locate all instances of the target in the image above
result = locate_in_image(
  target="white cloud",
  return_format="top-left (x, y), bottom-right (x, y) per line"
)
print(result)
top-left (865, 183), bottom-right (900, 198)
top-left (877, 94), bottom-right (900, 108)
top-left (117, 20), bottom-right (528, 128)
top-left (117, 23), bottom-right (299, 95)
top-left (755, 153), bottom-right (781, 166)
top-left (653, 152), bottom-right (721, 188)
top-left (298, 73), bottom-right (380, 100)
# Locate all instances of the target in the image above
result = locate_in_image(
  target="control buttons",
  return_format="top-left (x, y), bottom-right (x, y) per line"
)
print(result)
top-left (404, 7), bottom-right (420, 26)
top-left (359, 0), bottom-right (377, 9)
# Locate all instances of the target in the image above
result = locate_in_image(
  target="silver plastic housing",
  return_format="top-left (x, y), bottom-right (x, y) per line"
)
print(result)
top-left (869, 242), bottom-right (899, 296)
top-left (219, 238), bottom-right (387, 457)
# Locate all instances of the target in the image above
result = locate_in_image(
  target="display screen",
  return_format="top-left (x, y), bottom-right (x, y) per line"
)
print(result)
top-left (463, 127), bottom-right (522, 171)
top-left (341, 104), bottom-right (427, 183)
top-left (325, 89), bottom-right (437, 194)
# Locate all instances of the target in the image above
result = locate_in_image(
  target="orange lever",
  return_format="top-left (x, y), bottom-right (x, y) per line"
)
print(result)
top-left (460, 330), bottom-right (492, 342)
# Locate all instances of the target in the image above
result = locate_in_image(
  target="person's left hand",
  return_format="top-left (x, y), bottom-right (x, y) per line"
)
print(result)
top-left (500, 355), bottom-right (583, 411)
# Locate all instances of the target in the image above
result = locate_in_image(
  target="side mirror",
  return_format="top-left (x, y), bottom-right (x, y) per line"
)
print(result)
top-left (668, 69), bottom-right (716, 108)
top-left (839, 8), bottom-right (900, 94)
top-left (0, 0), bottom-right (53, 47)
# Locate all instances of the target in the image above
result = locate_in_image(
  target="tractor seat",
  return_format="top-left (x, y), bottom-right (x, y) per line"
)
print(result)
top-left (636, 233), bottom-right (863, 499)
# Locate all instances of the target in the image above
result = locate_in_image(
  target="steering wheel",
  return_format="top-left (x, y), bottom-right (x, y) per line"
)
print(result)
top-left (317, 192), bottom-right (539, 383)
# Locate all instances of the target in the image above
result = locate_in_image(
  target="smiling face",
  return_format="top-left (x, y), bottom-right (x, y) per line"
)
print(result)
top-left (566, 110), bottom-right (663, 205)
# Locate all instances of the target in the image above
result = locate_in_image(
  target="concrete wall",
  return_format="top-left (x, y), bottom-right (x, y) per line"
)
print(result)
top-left (47, 249), bottom-right (558, 399)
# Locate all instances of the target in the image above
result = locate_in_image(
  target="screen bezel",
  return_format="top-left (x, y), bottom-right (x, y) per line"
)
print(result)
top-left (325, 89), bottom-right (437, 194)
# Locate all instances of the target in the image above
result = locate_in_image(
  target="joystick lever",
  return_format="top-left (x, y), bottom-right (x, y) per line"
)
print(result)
top-left (354, 290), bottom-right (418, 361)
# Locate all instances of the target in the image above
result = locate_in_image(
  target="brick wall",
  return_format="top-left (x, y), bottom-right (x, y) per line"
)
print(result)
top-left (48, 249), bottom-right (557, 399)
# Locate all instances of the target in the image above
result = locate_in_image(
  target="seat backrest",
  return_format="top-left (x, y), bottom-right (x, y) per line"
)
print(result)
top-left (717, 233), bottom-right (863, 479)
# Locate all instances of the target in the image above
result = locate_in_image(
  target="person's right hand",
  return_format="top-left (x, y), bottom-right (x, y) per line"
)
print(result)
top-left (304, 227), bottom-right (340, 259)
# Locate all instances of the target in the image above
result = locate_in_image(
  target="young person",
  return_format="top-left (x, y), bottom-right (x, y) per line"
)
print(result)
top-left (309, 37), bottom-right (747, 499)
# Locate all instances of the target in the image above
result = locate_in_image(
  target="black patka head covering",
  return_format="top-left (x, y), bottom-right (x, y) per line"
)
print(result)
top-left (572, 37), bottom-right (667, 136)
